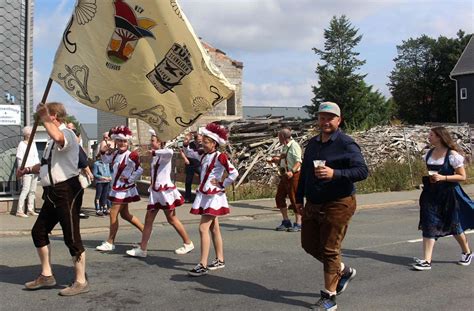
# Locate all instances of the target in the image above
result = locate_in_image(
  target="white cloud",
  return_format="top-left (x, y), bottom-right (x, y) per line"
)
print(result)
top-left (180, 0), bottom-right (408, 52)
top-left (244, 79), bottom-right (316, 107)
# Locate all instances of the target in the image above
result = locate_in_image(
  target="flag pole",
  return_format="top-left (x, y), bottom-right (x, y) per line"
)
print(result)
top-left (20, 78), bottom-right (53, 170)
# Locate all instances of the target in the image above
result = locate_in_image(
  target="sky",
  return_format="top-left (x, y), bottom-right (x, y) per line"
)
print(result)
top-left (33, 0), bottom-right (474, 123)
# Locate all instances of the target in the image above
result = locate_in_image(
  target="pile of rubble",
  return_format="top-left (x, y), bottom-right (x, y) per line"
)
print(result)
top-left (220, 117), bottom-right (472, 186)
top-left (351, 124), bottom-right (472, 169)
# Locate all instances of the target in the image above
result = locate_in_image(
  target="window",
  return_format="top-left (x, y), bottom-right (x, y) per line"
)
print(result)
top-left (226, 93), bottom-right (236, 116)
top-left (460, 88), bottom-right (467, 99)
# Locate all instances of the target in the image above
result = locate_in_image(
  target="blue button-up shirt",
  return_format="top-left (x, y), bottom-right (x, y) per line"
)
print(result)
top-left (93, 160), bottom-right (112, 183)
top-left (296, 129), bottom-right (368, 204)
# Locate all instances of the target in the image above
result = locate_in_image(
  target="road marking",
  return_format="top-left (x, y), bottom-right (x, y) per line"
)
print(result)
top-left (355, 230), bottom-right (474, 250)
top-left (407, 230), bottom-right (473, 243)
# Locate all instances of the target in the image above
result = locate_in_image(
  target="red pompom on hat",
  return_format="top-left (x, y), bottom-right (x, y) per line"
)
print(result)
top-left (201, 122), bottom-right (228, 145)
top-left (110, 125), bottom-right (133, 140)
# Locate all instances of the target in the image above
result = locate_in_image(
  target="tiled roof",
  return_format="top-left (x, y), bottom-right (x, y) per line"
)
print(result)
top-left (451, 36), bottom-right (474, 77)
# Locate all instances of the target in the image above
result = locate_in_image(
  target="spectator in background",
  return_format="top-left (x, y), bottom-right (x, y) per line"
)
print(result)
top-left (15, 126), bottom-right (40, 217)
top-left (268, 128), bottom-right (303, 232)
top-left (97, 131), bottom-right (112, 157)
top-left (92, 153), bottom-right (112, 216)
top-left (180, 132), bottom-right (203, 203)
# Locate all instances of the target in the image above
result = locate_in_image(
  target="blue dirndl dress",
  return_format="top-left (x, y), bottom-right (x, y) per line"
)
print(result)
top-left (418, 149), bottom-right (474, 239)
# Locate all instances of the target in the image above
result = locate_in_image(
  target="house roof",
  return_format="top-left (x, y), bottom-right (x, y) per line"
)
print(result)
top-left (201, 40), bottom-right (244, 69)
top-left (451, 36), bottom-right (474, 77)
top-left (80, 123), bottom-right (97, 140)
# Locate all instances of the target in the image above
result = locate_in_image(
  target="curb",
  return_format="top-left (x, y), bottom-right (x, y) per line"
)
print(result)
top-left (0, 199), bottom-right (419, 237)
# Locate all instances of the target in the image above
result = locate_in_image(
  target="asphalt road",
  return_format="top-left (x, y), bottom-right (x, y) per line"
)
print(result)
top-left (1, 204), bottom-right (473, 310)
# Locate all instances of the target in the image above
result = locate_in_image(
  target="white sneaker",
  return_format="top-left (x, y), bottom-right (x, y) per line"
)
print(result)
top-left (126, 247), bottom-right (147, 258)
top-left (16, 213), bottom-right (28, 218)
top-left (458, 252), bottom-right (472, 266)
top-left (175, 242), bottom-right (194, 255)
top-left (27, 211), bottom-right (39, 216)
top-left (96, 241), bottom-right (115, 251)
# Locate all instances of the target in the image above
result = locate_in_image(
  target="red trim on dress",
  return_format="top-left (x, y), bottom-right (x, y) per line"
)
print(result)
top-left (111, 151), bottom-right (137, 191)
top-left (108, 195), bottom-right (141, 203)
top-left (152, 184), bottom-right (177, 192)
top-left (129, 151), bottom-right (140, 169)
top-left (147, 197), bottom-right (184, 211)
top-left (198, 153), bottom-right (219, 193)
top-left (189, 206), bottom-right (230, 216)
top-left (218, 153), bottom-right (234, 172)
top-left (198, 188), bottom-right (225, 195)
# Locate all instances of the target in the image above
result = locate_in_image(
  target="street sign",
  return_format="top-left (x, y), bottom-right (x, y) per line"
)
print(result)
top-left (0, 105), bottom-right (21, 125)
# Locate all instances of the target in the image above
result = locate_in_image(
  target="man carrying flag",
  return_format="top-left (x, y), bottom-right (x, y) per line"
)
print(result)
top-left (17, 102), bottom-right (89, 296)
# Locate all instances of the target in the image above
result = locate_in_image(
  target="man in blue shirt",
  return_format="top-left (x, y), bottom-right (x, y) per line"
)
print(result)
top-left (295, 102), bottom-right (368, 310)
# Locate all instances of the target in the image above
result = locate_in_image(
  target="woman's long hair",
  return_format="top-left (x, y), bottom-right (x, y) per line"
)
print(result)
top-left (431, 126), bottom-right (462, 154)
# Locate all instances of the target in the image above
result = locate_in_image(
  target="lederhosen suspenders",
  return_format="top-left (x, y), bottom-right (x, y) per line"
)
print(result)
top-left (41, 142), bottom-right (56, 186)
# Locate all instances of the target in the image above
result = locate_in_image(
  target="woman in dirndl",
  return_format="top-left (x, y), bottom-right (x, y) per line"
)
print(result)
top-left (413, 126), bottom-right (474, 270)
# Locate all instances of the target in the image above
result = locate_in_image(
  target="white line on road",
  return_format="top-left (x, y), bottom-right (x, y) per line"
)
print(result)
top-left (408, 230), bottom-right (473, 243)
top-left (355, 230), bottom-right (474, 250)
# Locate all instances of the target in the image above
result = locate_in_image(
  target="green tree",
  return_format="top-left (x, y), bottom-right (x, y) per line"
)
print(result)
top-left (388, 31), bottom-right (471, 123)
top-left (32, 112), bottom-right (80, 132)
top-left (306, 15), bottom-right (392, 129)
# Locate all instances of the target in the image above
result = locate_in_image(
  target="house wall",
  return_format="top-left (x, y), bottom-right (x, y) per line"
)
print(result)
top-left (456, 75), bottom-right (474, 123)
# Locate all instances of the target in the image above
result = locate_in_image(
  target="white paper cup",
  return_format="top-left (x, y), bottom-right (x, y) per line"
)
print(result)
top-left (428, 170), bottom-right (437, 176)
top-left (313, 160), bottom-right (326, 168)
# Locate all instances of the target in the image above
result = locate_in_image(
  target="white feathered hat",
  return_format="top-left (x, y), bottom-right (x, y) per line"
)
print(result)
top-left (110, 125), bottom-right (132, 140)
top-left (200, 123), bottom-right (229, 145)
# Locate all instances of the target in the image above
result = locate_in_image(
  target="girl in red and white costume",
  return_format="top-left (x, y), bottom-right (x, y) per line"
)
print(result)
top-left (187, 123), bottom-right (239, 276)
top-left (96, 126), bottom-right (144, 252)
top-left (126, 130), bottom-right (194, 258)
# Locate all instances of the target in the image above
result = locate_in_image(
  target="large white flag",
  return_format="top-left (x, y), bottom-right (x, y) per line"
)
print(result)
top-left (51, 0), bottom-right (234, 140)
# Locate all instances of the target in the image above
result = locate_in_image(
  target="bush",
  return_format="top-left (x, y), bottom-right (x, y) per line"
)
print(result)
top-left (357, 159), bottom-right (423, 193)
top-left (230, 182), bottom-right (276, 201)
top-left (358, 160), bottom-right (474, 194)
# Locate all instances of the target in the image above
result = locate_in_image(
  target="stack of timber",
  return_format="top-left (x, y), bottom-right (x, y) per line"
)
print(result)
top-left (351, 124), bottom-right (472, 169)
top-left (163, 116), bottom-right (472, 187)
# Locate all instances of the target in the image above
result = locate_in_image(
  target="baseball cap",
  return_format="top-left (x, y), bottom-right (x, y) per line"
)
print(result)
top-left (317, 102), bottom-right (340, 117)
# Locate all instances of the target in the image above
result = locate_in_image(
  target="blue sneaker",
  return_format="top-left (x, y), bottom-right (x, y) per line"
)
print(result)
top-left (287, 223), bottom-right (302, 232)
top-left (275, 220), bottom-right (292, 231)
top-left (310, 291), bottom-right (337, 310)
top-left (336, 266), bottom-right (356, 295)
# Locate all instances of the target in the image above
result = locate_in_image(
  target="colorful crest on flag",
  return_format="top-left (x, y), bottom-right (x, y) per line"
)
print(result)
top-left (107, 0), bottom-right (157, 65)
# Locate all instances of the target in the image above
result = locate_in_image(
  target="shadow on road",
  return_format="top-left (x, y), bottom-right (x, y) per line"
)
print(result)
top-left (342, 249), bottom-right (413, 266)
top-left (0, 264), bottom-right (73, 287)
top-left (170, 274), bottom-right (317, 308)
top-left (231, 202), bottom-right (272, 210)
top-left (220, 222), bottom-right (276, 232)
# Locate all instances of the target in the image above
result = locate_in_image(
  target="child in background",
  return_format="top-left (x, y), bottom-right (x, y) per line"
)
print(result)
top-left (92, 154), bottom-right (112, 216)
